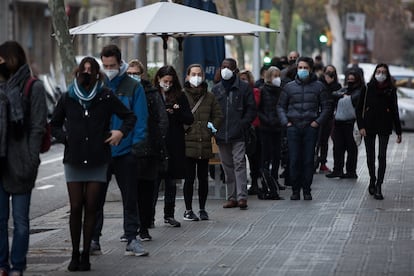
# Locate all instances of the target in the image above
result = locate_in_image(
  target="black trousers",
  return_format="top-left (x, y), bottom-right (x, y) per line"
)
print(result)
top-left (183, 158), bottom-right (209, 211)
top-left (260, 129), bottom-right (282, 180)
top-left (332, 121), bottom-right (358, 174)
top-left (364, 134), bottom-right (390, 184)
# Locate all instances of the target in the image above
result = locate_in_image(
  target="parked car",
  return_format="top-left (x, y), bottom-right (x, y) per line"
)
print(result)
top-left (397, 88), bottom-right (414, 131)
top-left (38, 74), bottom-right (62, 120)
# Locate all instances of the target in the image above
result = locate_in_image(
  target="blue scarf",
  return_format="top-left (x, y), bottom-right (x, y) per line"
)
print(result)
top-left (68, 80), bottom-right (103, 109)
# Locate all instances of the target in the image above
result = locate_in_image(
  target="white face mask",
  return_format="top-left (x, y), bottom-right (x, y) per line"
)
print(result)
top-left (159, 82), bottom-right (171, 91)
top-left (221, 68), bottom-right (233, 80)
top-left (189, 76), bottom-right (203, 87)
top-left (104, 69), bottom-right (119, 81)
top-left (375, 73), bottom-right (386, 82)
top-left (272, 77), bottom-right (281, 87)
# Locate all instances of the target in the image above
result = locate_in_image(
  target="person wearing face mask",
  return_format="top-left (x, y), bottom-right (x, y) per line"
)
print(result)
top-left (239, 70), bottom-right (263, 196)
top-left (315, 65), bottom-right (342, 174)
top-left (0, 41), bottom-right (47, 276)
top-left (356, 63), bottom-right (402, 200)
top-left (256, 66), bottom-right (284, 199)
top-left (181, 64), bottom-right (223, 221)
top-left (127, 59), bottom-right (169, 241)
top-left (212, 58), bottom-right (257, 210)
top-left (152, 65), bottom-right (194, 227)
top-left (280, 50), bottom-right (300, 85)
top-left (92, 44), bottom-right (149, 258)
top-left (50, 56), bottom-right (137, 271)
top-left (326, 70), bottom-right (364, 180)
top-left (277, 56), bottom-right (331, 201)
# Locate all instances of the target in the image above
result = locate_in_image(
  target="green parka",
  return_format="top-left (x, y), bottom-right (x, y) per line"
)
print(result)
top-left (183, 82), bottom-right (223, 159)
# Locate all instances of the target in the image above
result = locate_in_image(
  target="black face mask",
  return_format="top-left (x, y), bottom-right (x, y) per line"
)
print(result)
top-left (0, 63), bottom-right (10, 80)
top-left (347, 81), bottom-right (355, 88)
top-left (79, 72), bottom-right (92, 87)
top-left (288, 59), bottom-right (296, 65)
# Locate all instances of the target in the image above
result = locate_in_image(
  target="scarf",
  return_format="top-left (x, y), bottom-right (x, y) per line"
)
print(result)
top-left (68, 79), bottom-right (103, 109)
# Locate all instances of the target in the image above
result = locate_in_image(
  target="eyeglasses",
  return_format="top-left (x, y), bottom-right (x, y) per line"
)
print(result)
top-left (127, 72), bottom-right (142, 76)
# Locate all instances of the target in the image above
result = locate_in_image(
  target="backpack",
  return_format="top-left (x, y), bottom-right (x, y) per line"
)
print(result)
top-left (257, 169), bottom-right (282, 200)
top-left (24, 77), bottom-right (51, 153)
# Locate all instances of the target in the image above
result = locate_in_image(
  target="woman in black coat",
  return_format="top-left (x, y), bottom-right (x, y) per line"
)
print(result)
top-left (152, 65), bottom-right (194, 227)
top-left (257, 66), bottom-right (283, 198)
top-left (50, 57), bottom-right (136, 271)
top-left (356, 63), bottom-right (402, 200)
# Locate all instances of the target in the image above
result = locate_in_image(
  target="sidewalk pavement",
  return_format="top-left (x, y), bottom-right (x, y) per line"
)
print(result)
top-left (25, 134), bottom-right (414, 276)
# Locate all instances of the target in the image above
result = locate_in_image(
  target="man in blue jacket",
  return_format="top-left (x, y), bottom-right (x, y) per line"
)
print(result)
top-left (212, 58), bottom-right (256, 210)
top-left (92, 44), bottom-right (149, 256)
top-left (277, 56), bottom-right (331, 201)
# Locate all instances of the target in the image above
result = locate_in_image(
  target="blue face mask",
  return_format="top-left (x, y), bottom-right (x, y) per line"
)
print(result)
top-left (297, 69), bottom-right (309, 80)
top-left (130, 74), bottom-right (141, 82)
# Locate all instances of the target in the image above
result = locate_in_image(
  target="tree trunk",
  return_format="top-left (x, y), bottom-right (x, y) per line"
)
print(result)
top-left (325, 0), bottom-right (344, 74)
top-left (48, 0), bottom-right (76, 87)
top-left (230, 0), bottom-right (245, 68)
top-left (276, 0), bottom-right (295, 56)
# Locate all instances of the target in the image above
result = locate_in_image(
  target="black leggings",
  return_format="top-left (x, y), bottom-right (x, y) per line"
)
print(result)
top-left (183, 158), bottom-right (209, 211)
top-left (364, 134), bottom-right (390, 184)
top-left (67, 182), bottom-right (102, 254)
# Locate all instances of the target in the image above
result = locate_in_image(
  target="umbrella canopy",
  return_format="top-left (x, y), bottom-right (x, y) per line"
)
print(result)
top-left (182, 0), bottom-right (225, 82)
top-left (69, 2), bottom-right (277, 37)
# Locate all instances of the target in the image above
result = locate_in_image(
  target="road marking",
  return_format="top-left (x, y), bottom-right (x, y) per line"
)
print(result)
top-left (36, 172), bottom-right (64, 183)
top-left (36, 184), bottom-right (55, 190)
top-left (40, 156), bottom-right (63, 165)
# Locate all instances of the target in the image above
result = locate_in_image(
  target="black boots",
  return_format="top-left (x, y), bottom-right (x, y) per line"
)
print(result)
top-left (68, 251), bottom-right (80, 271)
top-left (79, 251), bottom-right (91, 271)
top-left (373, 182), bottom-right (384, 200)
top-left (248, 177), bottom-right (259, 195)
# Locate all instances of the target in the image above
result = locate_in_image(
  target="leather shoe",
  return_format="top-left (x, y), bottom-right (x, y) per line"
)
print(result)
top-left (238, 199), bottom-right (248, 210)
top-left (223, 200), bottom-right (238, 208)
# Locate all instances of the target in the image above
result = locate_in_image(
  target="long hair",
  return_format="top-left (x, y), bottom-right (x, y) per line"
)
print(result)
top-left (0, 41), bottom-right (28, 75)
top-left (154, 65), bottom-right (182, 103)
top-left (75, 57), bottom-right (104, 90)
top-left (368, 63), bottom-right (394, 87)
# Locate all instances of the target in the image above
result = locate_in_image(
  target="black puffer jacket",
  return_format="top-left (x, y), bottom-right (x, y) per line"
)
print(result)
top-left (277, 73), bottom-right (331, 128)
top-left (212, 77), bottom-right (257, 144)
top-left (258, 83), bottom-right (282, 132)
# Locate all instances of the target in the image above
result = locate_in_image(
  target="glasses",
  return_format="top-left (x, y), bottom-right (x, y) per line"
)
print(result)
top-left (128, 72), bottom-right (142, 76)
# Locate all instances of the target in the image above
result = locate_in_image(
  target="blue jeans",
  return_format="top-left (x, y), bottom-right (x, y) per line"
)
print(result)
top-left (0, 183), bottom-right (32, 273)
top-left (287, 125), bottom-right (319, 194)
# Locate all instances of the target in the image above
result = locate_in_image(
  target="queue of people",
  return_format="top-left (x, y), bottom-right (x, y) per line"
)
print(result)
top-left (0, 40), bottom-right (403, 275)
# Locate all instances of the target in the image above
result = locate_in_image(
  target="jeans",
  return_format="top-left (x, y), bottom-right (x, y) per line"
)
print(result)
top-left (93, 153), bottom-right (140, 242)
top-left (287, 125), bottom-right (319, 194)
top-left (0, 183), bottom-right (31, 273)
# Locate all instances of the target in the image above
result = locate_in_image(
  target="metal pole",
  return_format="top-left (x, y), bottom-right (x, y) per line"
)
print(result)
top-left (253, 0), bottom-right (260, 80)
top-left (297, 24), bottom-right (303, 57)
top-left (133, 0), bottom-right (147, 70)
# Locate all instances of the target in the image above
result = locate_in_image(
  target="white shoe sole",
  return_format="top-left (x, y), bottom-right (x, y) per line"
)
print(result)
top-left (124, 250), bottom-right (149, 257)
